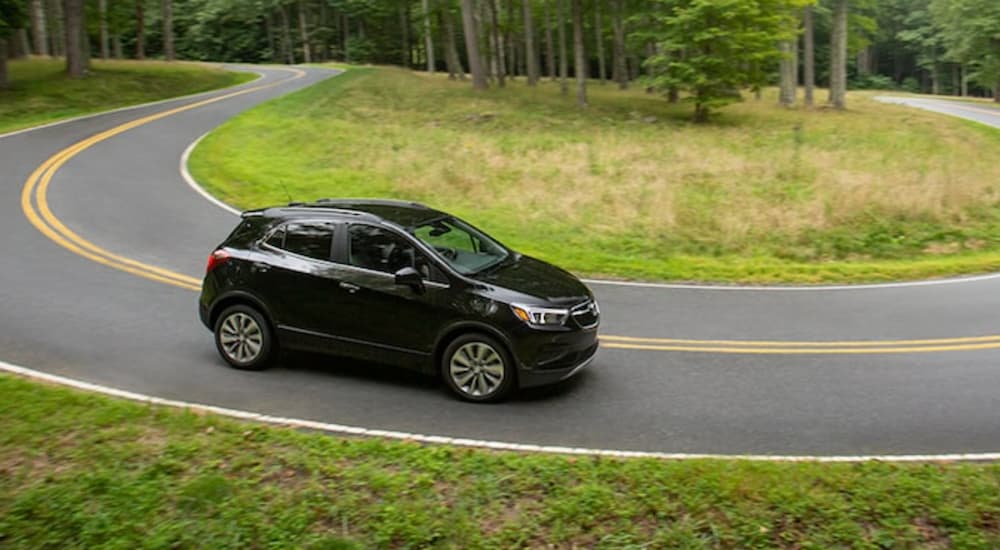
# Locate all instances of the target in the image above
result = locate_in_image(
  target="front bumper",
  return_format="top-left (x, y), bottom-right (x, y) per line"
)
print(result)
top-left (518, 339), bottom-right (599, 388)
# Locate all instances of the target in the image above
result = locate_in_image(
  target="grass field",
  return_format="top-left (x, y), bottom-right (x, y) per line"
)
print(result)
top-left (190, 67), bottom-right (1000, 284)
top-left (1, 374), bottom-right (998, 548)
top-left (0, 58), bottom-right (256, 134)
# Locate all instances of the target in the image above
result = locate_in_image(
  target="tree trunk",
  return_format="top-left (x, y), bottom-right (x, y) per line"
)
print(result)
top-left (64, 0), bottom-right (85, 77)
top-left (523, 0), bottom-right (538, 85)
top-left (544, 0), bottom-right (555, 80)
top-left (779, 40), bottom-right (795, 106)
top-left (422, 0), bottom-right (435, 72)
top-left (441, 6), bottom-right (465, 79)
top-left (399, 2), bottom-right (409, 67)
top-left (803, 5), bottom-right (814, 106)
top-left (99, 0), bottom-right (109, 59)
top-left (571, 0), bottom-right (586, 107)
top-left (594, 0), bottom-right (605, 84)
top-left (487, 0), bottom-right (504, 86)
top-left (299, 0), bottom-right (311, 64)
top-left (557, 0), bottom-right (567, 94)
top-left (611, 0), bottom-right (626, 89)
top-left (0, 39), bottom-right (8, 89)
top-left (162, 0), bottom-right (174, 61)
top-left (995, 74), bottom-right (1000, 103)
top-left (505, 0), bottom-right (515, 78)
top-left (113, 34), bottom-right (122, 58)
top-left (460, 0), bottom-right (488, 89)
top-left (828, 0), bottom-right (847, 109)
top-left (15, 29), bottom-right (30, 58)
top-left (280, 5), bottom-right (295, 64)
top-left (30, 0), bottom-right (49, 56)
top-left (960, 64), bottom-right (967, 97)
top-left (48, 0), bottom-right (63, 56)
top-left (135, 0), bottom-right (145, 59)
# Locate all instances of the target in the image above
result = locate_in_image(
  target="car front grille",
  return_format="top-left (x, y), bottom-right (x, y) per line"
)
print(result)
top-left (570, 299), bottom-right (599, 329)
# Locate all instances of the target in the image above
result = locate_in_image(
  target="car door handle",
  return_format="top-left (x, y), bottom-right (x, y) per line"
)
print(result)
top-left (339, 281), bottom-right (360, 293)
top-left (251, 262), bottom-right (270, 273)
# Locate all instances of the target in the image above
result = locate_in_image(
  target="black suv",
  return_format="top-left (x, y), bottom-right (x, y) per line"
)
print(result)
top-left (199, 199), bottom-right (599, 402)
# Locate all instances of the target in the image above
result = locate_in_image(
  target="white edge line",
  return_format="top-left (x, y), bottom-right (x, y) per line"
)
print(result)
top-left (180, 133), bottom-right (242, 216)
top-left (0, 64), bottom-right (267, 142)
top-left (3, 359), bottom-right (998, 463)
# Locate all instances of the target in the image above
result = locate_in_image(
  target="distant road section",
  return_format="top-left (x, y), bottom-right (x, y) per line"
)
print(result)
top-left (875, 96), bottom-right (1000, 129)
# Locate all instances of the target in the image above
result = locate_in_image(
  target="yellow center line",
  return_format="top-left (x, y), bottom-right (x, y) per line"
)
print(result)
top-left (601, 341), bottom-right (1000, 355)
top-left (21, 67), bottom-right (307, 293)
top-left (600, 333), bottom-right (1000, 347)
top-left (19, 69), bottom-right (1000, 356)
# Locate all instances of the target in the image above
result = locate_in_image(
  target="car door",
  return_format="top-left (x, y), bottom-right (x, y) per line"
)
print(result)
top-left (250, 220), bottom-right (365, 355)
top-left (334, 223), bottom-right (455, 366)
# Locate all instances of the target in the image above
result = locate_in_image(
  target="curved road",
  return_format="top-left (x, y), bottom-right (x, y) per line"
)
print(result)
top-left (2, 69), bottom-right (999, 457)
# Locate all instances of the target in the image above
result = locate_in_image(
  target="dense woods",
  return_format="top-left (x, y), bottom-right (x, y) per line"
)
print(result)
top-left (1, 0), bottom-right (999, 115)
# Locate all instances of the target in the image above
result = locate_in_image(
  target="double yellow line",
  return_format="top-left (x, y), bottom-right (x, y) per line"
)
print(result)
top-left (20, 67), bottom-right (306, 293)
top-left (600, 334), bottom-right (1000, 354)
top-left (19, 68), bottom-right (1000, 356)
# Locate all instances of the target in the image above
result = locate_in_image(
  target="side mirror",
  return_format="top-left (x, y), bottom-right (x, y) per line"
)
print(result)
top-left (394, 266), bottom-right (425, 294)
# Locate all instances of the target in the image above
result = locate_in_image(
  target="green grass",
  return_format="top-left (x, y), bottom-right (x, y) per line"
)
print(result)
top-left (190, 67), bottom-right (1000, 284)
top-left (1, 374), bottom-right (998, 548)
top-left (0, 58), bottom-right (256, 134)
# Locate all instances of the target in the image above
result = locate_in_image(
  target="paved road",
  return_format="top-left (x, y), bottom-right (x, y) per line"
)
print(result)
top-left (875, 95), bottom-right (1000, 127)
top-left (2, 73), bottom-right (999, 457)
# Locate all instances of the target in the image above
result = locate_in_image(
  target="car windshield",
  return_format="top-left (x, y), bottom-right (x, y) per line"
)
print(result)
top-left (410, 216), bottom-right (509, 274)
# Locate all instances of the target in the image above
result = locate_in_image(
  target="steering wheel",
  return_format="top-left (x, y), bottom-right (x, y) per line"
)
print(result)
top-left (434, 246), bottom-right (458, 260)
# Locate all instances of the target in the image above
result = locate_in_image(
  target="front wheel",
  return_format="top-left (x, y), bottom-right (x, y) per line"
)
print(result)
top-left (441, 334), bottom-right (516, 403)
top-left (214, 305), bottom-right (275, 370)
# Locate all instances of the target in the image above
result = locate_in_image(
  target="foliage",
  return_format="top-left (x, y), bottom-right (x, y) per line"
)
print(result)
top-left (931, 0), bottom-right (1000, 93)
top-left (0, 0), bottom-right (26, 40)
top-left (641, 0), bottom-right (807, 121)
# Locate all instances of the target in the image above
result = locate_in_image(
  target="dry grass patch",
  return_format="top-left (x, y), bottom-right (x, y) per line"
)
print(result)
top-left (191, 67), bottom-right (1000, 283)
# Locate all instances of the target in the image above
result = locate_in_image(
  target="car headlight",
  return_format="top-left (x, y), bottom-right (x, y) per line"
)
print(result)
top-left (510, 303), bottom-right (569, 327)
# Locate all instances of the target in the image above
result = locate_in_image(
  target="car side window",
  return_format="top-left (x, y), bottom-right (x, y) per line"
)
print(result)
top-left (270, 222), bottom-right (335, 261)
top-left (348, 224), bottom-right (439, 280)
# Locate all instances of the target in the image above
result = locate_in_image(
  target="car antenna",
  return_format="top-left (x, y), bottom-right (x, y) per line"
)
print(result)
top-left (277, 180), bottom-right (294, 204)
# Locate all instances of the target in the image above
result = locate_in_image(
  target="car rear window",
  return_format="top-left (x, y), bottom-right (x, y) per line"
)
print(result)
top-left (268, 222), bottom-right (335, 261)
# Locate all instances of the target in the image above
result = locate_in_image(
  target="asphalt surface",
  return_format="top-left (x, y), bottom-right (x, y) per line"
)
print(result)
top-left (2, 71), bottom-right (999, 457)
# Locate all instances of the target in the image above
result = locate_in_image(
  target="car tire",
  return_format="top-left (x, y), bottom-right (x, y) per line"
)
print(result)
top-left (441, 333), bottom-right (516, 403)
top-left (214, 305), bottom-right (275, 370)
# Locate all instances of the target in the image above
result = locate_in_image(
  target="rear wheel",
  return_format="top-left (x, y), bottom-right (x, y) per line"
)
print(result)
top-left (441, 333), bottom-right (516, 402)
top-left (214, 305), bottom-right (275, 370)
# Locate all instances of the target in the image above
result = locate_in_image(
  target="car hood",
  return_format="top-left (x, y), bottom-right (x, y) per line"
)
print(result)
top-left (474, 255), bottom-right (591, 304)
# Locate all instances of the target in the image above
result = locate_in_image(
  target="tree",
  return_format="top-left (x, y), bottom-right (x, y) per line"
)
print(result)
top-left (556, 0), bottom-right (566, 93)
top-left (610, 0), bottom-right (625, 88)
top-left (98, 0), bottom-right (108, 58)
top-left (29, 0), bottom-right (45, 55)
top-left (932, 0), bottom-right (1000, 102)
top-left (828, 0), bottom-right (847, 108)
top-left (1, 0), bottom-right (27, 88)
top-left (802, 4), bottom-right (814, 105)
top-left (64, 0), bottom-right (85, 77)
top-left (571, 0), bottom-right (585, 106)
top-left (421, 0), bottom-right (434, 72)
top-left (298, 0), bottom-right (310, 64)
top-left (644, 0), bottom-right (804, 121)
top-left (523, 0), bottom-right (538, 84)
top-left (460, 0), bottom-right (488, 89)
top-left (135, 0), bottom-right (144, 59)
top-left (593, 0), bottom-right (605, 83)
top-left (162, 0), bottom-right (174, 60)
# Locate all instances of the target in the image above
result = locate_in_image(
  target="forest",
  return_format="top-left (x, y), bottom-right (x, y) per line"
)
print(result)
top-left (1, 0), bottom-right (999, 119)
